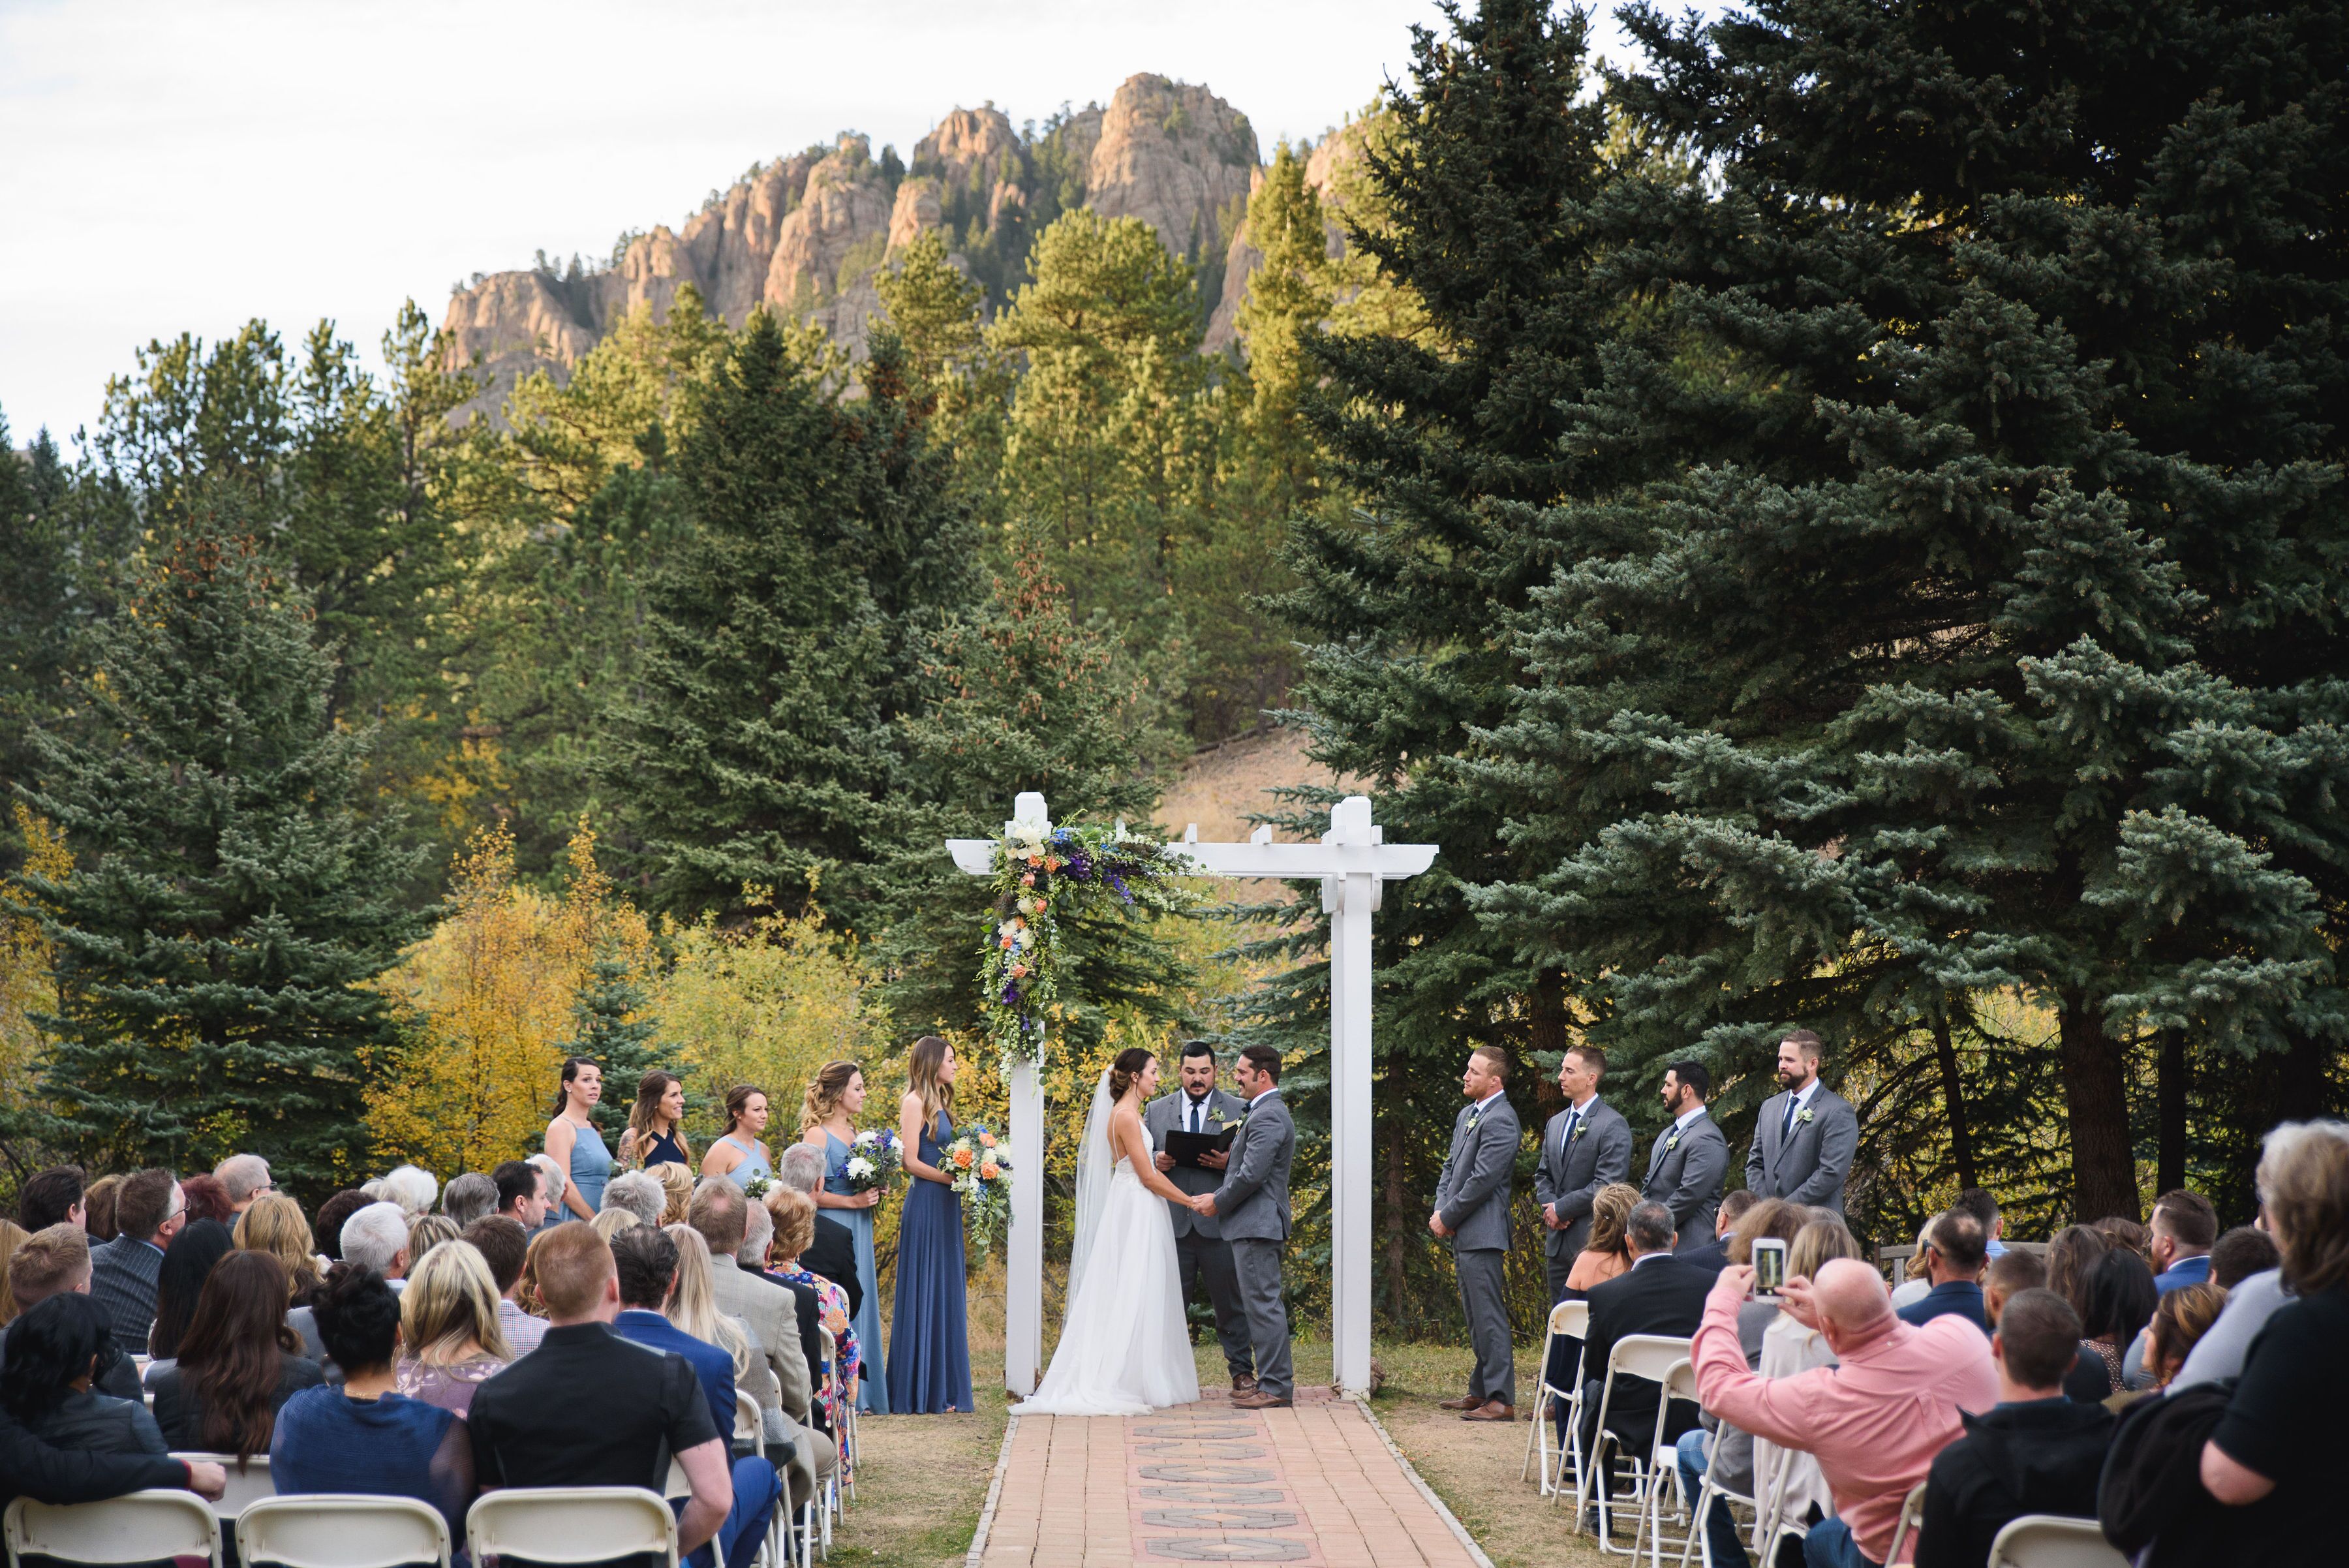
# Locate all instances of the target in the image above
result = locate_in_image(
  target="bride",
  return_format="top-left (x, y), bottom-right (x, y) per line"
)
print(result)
top-left (1016, 1047), bottom-right (1203, 1415)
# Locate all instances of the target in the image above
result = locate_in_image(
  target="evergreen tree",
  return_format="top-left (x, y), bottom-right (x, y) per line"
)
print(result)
top-left (0, 416), bottom-right (81, 847)
top-left (568, 956), bottom-right (666, 1145)
top-left (873, 232), bottom-right (1014, 514)
top-left (14, 491), bottom-right (422, 1192)
top-left (1476, 0), bottom-right (2349, 1223)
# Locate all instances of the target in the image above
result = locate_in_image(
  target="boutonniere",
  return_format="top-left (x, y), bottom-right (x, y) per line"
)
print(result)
top-left (1796, 1107), bottom-right (1815, 1126)
top-left (1569, 1120), bottom-right (1587, 1141)
top-left (1666, 1131), bottom-right (1681, 1152)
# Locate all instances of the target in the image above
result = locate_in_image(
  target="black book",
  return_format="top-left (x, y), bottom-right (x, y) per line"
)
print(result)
top-left (1161, 1124), bottom-right (1240, 1167)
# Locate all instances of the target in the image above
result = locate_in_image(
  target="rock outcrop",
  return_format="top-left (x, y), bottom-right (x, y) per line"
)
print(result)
top-left (1086, 75), bottom-right (1257, 264)
top-left (1203, 126), bottom-right (1361, 355)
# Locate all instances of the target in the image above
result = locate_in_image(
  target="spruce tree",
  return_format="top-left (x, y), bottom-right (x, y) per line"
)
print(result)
top-left (1477, 0), bottom-right (2349, 1222)
top-left (14, 491), bottom-right (422, 1192)
top-left (568, 956), bottom-right (668, 1146)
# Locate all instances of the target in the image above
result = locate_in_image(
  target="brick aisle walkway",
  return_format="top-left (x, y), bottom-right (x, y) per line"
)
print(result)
top-left (976, 1388), bottom-right (1486, 1568)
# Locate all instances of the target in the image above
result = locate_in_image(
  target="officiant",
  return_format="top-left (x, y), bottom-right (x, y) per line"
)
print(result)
top-left (1147, 1040), bottom-right (1258, 1396)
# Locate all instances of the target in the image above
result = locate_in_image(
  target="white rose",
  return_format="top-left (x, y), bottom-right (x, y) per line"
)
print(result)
top-left (846, 1156), bottom-right (876, 1180)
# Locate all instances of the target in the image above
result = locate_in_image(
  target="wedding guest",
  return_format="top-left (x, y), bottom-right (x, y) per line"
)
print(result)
top-left (146, 1218), bottom-right (232, 1361)
top-left (80, 1177), bottom-right (119, 1244)
top-left (1579, 1202), bottom-right (1711, 1503)
top-left (544, 1058), bottom-right (610, 1222)
top-left (461, 1217), bottom-right (544, 1357)
top-left (468, 1223), bottom-right (779, 1568)
top-left (489, 1162), bottom-right (548, 1231)
top-left (377, 1167), bottom-right (438, 1220)
top-left (753, 1186), bottom-right (833, 1406)
top-left (149, 1251), bottom-right (322, 1456)
top-left (0, 1294), bottom-right (165, 1455)
top-left (1, 1228), bottom-right (145, 1407)
top-left (405, 1214), bottom-right (459, 1268)
top-left (766, 1187), bottom-right (859, 1443)
top-left (213, 1156), bottom-right (273, 1217)
top-left (1562, 1184), bottom-right (1640, 1295)
top-left (2143, 1281), bottom-right (2226, 1389)
top-left (701, 1084), bottom-right (775, 1188)
top-left (602, 1170), bottom-right (667, 1228)
top-left (889, 1036), bottom-right (972, 1414)
top-left (17, 1167), bottom-right (85, 1234)
top-left (440, 1173), bottom-right (498, 1229)
top-left (0, 1222), bottom-right (28, 1328)
top-left (2210, 1223), bottom-right (2282, 1289)
top-left (271, 1267), bottom-right (472, 1546)
top-left (619, 1070), bottom-right (695, 1170)
top-left (1640, 1062), bottom-right (1730, 1253)
top-left (799, 1058), bottom-right (889, 1411)
top-left (0, 1292), bottom-right (224, 1499)
top-left (1896, 1209), bottom-right (1990, 1334)
top-left (2093, 1214), bottom-right (2152, 1263)
top-left (2075, 1247), bottom-right (2156, 1397)
top-left (1678, 1190), bottom-right (1755, 1274)
top-left (525, 1156), bottom-right (571, 1234)
top-left (1749, 1218), bottom-right (1864, 1557)
top-left (1533, 1045), bottom-right (1633, 1300)
top-left (234, 1195), bottom-right (324, 1309)
top-left (2147, 1188), bottom-right (2217, 1292)
top-left (1983, 1248), bottom-right (2046, 1326)
top-left (89, 1169), bottom-right (183, 1347)
top-left (774, 1145), bottom-right (863, 1317)
top-left (1953, 1187), bottom-right (2006, 1258)
top-left (1673, 1197), bottom-right (1805, 1567)
top-left (393, 1241), bottom-right (510, 1417)
top-left (1889, 1218), bottom-right (1937, 1310)
top-left (179, 1175), bottom-right (233, 1227)
top-left (591, 1210), bottom-right (641, 1244)
top-left (310, 1190), bottom-right (371, 1261)
top-left (2172, 1225), bottom-right (2286, 1390)
top-left (651, 1163), bottom-right (696, 1226)
top-left (288, 1203), bottom-right (411, 1363)
top-left (1430, 1045), bottom-right (1521, 1421)
top-left (684, 1184), bottom-right (812, 1430)
top-left (612, 1227), bottom-right (735, 1431)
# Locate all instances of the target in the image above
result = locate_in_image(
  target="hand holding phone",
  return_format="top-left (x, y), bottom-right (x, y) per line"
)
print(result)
top-left (1751, 1237), bottom-right (1789, 1297)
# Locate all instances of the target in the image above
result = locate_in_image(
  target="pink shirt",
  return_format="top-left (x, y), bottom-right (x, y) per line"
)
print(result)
top-left (1691, 1270), bottom-right (1995, 1565)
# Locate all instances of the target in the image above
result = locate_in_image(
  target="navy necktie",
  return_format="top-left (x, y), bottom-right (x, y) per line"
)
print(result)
top-left (1190, 1097), bottom-right (1205, 1134)
top-left (1560, 1107), bottom-right (1579, 1154)
top-left (1782, 1094), bottom-right (1800, 1141)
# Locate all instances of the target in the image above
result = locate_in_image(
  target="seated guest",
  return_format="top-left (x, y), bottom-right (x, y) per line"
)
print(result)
top-left (2073, 1247), bottom-right (2156, 1398)
top-left (378, 1167), bottom-right (439, 1219)
top-left (602, 1170), bottom-right (667, 1228)
top-left (149, 1251), bottom-right (323, 1456)
top-left (1563, 1184), bottom-right (1640, 1296)
top-left (213, 1155), bottom-right (273, 1218)
top-left (465, 1222), bottom-right (779, 1568)
top-left (0, 1287), bottom-right (227, 1505)
top-left (0, 1294), bottom-right (166, 1455)
top-left (765, 1188), bottom-right (859, 1439)
top-left (394, 1242), bottom-right (511, 1416)
top-left (2047, 1223), bottom-right (2108, 1311)
top-left (523, 1155), bottom-right (569, 1233)
top-left (459, 1217), bottom-right (542, 1357)
top-left (591, 1209), bottom-right (643, 1244)
top-left (2142, 1282), bottom-right (2225, 1390)
top-left (0, 1222), bottom-right (25, 1328)
top-left (290, 1202), bottom-right (410, 1362)
top-left (490, 1161), bottom-right (549, 1231)
top-left (405, 1214), bottom-right (459, 1267)
top-left (179, 1175), bottom-right (234, 1227)
top-left (89, 1169), bottom-right (183, 1348)
top-left (234, 1194), bottom-right (324, 1309)
top-left (1680, 1190), bottom-right (1756, 1274)
top-left (17, 1167), bottom-right (85, 1234)
top-left (1674, 1197), bottom-right (1804, 1567)
top-left (688, 1180), bottom-right (814, 1428)
top-left (2093, 1214), bottom-right (2151, 1263)
top-left (773, 1144), bottom-right (863, 1317)
top-left (1916, 1288), bottom-right (2114, 1568)
top-left (1692, 1255), bottom-right (1997, 1568)
top-left (2148, 1189), bottom-right (2217, 1293)
top-left (611, 1227), bottom-right (740, 1436)
top-left (146, 1219), bottom-right (233, 1362)
top-left (440, 1173), bottom-right (498, 1230)
top-left (309, 1190), bottom-right (371, 1261)
top-left (1896, 1210), bottom-right (1989, 1334)
top-left (1952, 1188), bottom-right (2006, 1258)
top-left (2200, 1120), bottom-right (2349, 1562)
top-left (1750, 1219), bottom-right (1864, 1558)
top-left (272, 1267), bottom-right (472, 1546)
top-left (650, 1163), bottom-right (696, 1227)
top-left (1982, 1248), bottom-right (2046, 1327)
top-left (2172, 1225), bottom-right (2285, 1390)
top-left (669, 1222), bottom-right (823, 1510)
top-left (1888, 1220), bottom-right (1936, 1311)
top-left (1, 1227), bottom-right (143, 1405)
top-left (1578, 1201), bottom-right (1712, 1505)
top-left (80, 1177), bottom-right (119, 1245)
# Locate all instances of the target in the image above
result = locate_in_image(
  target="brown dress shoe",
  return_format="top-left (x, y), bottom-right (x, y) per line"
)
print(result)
top-left (1460, 1400), bottom-right (1517, 1422)
top-left (1231, 1389), bottom-right (1293, 1409)
top-left (1436, 1394), bottom-right (1484, 1411)
top-left (1232, 1373), bottom-right (1259, 1395)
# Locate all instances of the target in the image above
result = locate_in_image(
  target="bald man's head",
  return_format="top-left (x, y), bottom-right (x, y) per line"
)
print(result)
top-left (1813, 1257), bottom-right (1893, 1343)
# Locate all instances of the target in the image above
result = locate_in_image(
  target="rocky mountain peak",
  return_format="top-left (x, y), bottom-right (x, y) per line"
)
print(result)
top-left (1086, 74), bottom-right (1258, 262)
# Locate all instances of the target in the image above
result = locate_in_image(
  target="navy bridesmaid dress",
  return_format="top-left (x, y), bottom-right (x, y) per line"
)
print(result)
top-left (887, 1109), bottom-right (972, 1413)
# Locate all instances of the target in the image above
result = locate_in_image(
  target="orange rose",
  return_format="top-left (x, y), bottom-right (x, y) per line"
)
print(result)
top-left (998, 934), bottom-right (1014, 950)
top-left (979, 1162), bottom-right (999, 1180)
top-left (953, 1148), bottom-right (975, 1169)
top-left (978, 1131), bottom-right (997, 1148)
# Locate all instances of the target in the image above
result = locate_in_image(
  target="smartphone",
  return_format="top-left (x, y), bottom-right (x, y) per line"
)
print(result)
top-left (1752, 1237), bottom-right (1789, 1297)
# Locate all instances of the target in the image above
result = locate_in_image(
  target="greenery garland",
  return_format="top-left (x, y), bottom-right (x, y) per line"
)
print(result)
top-left (976, 818), bottom-right (1195, 1069)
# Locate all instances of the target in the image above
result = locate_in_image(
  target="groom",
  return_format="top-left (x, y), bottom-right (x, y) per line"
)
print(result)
top-left (1193, 1043), bottom-right (1294, 1409)
top-left (1146, 1041), bottom-right (1257, 1394)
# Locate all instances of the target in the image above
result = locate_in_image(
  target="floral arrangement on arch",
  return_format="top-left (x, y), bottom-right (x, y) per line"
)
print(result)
top-left (943, 1124), bottom-right (1011, 1251)
top-left (975, 816), bottom-right (1195, 1070)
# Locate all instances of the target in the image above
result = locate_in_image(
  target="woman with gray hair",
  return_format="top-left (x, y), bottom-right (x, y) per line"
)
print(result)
top-left (377, 1166), bottom-right (438, 1218)
top-left (602, 1169), bottom-right (666, 1228)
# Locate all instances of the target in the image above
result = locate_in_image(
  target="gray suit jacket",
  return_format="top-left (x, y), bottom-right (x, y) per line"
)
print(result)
top-left (1209, 1090), bottom-right (1294, 1242)
top-left (1745, 1084), bottom-right (1858, 1211)
top-left (1432, 1094), bottom-right (1520, 1253)
top-left (1531, 1097), bottom-right (1633, 1261)
top-left (1642, 1109), bottom-right (1730, 1253)
top-left (708, 1252), bottom-right (811, 1421)
top-left (1144, 1087), bottom-right (1249, 1239)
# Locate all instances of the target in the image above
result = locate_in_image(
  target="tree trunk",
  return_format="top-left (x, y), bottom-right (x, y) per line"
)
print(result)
top-left (2157, 1029), bottom-right (2187, 1196)
top-left (2059, 998), bottom-right (2140, 1222)
top-left (1932, 1015), bottom-right (1977, 1191)
top-left (1527, 970), bottom-right (1570, 1075)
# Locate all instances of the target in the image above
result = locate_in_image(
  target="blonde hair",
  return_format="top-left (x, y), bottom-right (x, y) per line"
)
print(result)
top-left (406, 1214), bottom-right (460, 1267)
top-left (1789, 1217), bottom-right (1864, 1282)
top-left (0, 1220), bottom-right (28, 1325)
top-left (2147, 1280), bottom-right (2228, 1385)
top-left (1586, 1184), bottom-right (1641, 1259)
top-left (400, 1240), bottom-right (512, 1364)
top-left (765, 1185), bottom-right (816, 1262)
top-left (649, 1162), bottom-right (694, 1225)
top-left (801, 1060), bottom-right (864, 1136)
top-left (662, 1223), bottom-right (754, 1381)
top-left (234, 1195), bottom-right (319, 1302)
top-left (2258, 1120), bottom-right (2349, 1295)
top-left (591, 1209), bottom-right (642, 1242)
top-left (908, 1035), bottom-right (954, 1128)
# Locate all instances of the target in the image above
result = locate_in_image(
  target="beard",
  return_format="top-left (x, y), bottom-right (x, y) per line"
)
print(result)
top-left (1776, 1064), bottom-right (1804, 1089)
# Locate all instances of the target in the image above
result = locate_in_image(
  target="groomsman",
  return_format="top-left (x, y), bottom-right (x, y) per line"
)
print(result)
top-left (1430, 1046), bottom-right (1522, 1422)
top-left (1146, 1041), bottom-right (1257, 1394)
top-left (1532, 1045), bottom-right (1633, 1302)
top-left (1745, 1029), bottom-right (1858, 1212)
top-left (1641, 1060), bottom-right (1729, 1254)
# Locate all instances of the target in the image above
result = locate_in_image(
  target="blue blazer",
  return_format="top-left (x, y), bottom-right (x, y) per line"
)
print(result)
top-left (613, 1310), bottom-right (737, 1437)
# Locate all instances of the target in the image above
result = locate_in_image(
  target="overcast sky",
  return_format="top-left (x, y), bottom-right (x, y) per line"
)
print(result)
top-left (2, 0), bottom-right (1693, 446)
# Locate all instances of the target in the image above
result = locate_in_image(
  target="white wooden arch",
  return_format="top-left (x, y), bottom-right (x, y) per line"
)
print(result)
top-left (949, 791), bottom-right (1437, 1397)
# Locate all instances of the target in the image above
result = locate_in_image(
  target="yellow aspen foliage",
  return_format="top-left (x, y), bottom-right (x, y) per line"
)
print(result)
top-left (0, 806), bottom-right (72, 1113)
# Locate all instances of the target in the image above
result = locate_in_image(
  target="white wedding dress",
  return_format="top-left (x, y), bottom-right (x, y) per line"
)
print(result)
top-left (1017, 1076), bottom-right (1201, 1415)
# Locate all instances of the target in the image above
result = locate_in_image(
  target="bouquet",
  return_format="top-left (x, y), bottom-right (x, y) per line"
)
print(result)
top-left (741, 1173), bottom-right (773, 1202)
top-left (836, 1128), bottom-right (902, 1194)
top-left (942, 1124), bottom-right (1012, 1252)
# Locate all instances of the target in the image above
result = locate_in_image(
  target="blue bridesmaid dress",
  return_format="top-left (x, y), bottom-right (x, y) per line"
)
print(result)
top-left (886, 1109), bottom-right (972, 1413)
top-left (825, 1130), bottom-right (892, 1414)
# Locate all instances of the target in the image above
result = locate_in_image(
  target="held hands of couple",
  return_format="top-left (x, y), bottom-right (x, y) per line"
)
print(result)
top-left (1190, 1192), bottom-right (1216, 1216)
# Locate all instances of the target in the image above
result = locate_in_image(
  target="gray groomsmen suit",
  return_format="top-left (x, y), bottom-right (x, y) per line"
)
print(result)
top-left (1209, 1086), bottom-right (1296, 1401)
top-left (1641, 1108), bottom-right (1730, 1254)
top-left (1432, 1090), bottom-right (1522, 1406)
top-left (1531, 1095), bottom-right (1633, 1301)
top-left (1745, 1082), bottom-right (1858, 1212)
top-left (1144, 1085), bottom-right (1254, 1379)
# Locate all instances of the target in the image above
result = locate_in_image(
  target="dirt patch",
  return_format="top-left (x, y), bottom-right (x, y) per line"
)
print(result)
top-left (1156, 728), bottom-right (1354, 844)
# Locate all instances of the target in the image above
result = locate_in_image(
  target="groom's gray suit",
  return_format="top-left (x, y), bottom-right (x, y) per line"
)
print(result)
top-left (1209, 1086), bottom-right (1295, 1402)
top-left (1433, 1091), bottom-right (1522, 1407)
top-left (1144, 1085), bottom-right (1253, 1380)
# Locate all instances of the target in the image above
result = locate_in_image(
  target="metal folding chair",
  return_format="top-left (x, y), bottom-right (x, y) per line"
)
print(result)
top-left (1573, 1333), bottom-right (1695, 1554)
top-left (1522, 1299), bottom-right (1591, 1498)
top-left (1988, 1514), bottom-right (2128, 1568)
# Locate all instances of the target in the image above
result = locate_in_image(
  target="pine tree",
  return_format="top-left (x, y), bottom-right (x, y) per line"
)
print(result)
top-left (0, 416), bottom-right (81, 842)
top-left (569, 957), bottom-right (665, 1146)
top-left (14, 491), bottom-right (422, 1193)
top-left (1476, 0), bottom-right (2349, 1223)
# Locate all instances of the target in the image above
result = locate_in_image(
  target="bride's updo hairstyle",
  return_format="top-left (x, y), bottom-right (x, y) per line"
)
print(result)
top-left (1107, 1047), bottom-right (1156, 1101)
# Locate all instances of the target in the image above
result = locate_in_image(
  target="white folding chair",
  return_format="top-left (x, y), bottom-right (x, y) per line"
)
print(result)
top-left (733, 1389), bottom-right (762, 1451)
top-left (236, 1495), bottom-right (452, 1568)
top-left (1573, 1334), bottom-right (1694, 1553)
top-left (170, 1453), bottom-right (275, 1521)
top-left (1988, 1514), bottom-right (2128, 1568)
top-left (1630, 1359), bottom-right (1698, 1568)
top-left (664, 1458), bottom-right (692, 1499)
top-left (3, 1491), bottom-right (222, 1568)
top-left (1882, 1480), bottom-right (1929, 1567)
top-left (465, 1488), bottom-right (678, 1568)
top-left (1674, 1411), bottom-right (1760, 1568)
top-left (1523, 1299), bottom-right (1590, 1497)
top-left (1753, 1446), bottom-right (1814, 1563)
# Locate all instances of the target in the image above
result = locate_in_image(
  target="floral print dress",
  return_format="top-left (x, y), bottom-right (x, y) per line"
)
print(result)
top-left (779, 1263), bottom-right (859, 1458)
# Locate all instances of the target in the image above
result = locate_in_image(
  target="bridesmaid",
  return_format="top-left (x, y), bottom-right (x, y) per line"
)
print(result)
top-left (701, 1084), bottom-right (775, 1188)
top-left (799, 1060), bottom-right (890, 1414)
top-left (542, 1057), bottom-right (609, 1222)
top-left (618, 1069), bottom-right (693, 1170)
top-left (887, 1036), bottom-right (971, 1414)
